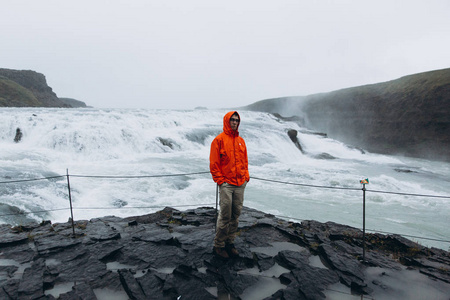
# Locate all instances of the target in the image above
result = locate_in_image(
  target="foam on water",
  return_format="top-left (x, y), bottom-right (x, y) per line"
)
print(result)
top-left (0, 108), bottom-right (449, 249)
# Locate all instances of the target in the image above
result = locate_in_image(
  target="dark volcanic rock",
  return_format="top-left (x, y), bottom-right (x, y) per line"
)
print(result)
top-left (0, 225), bottom-right (29, 247)
top-left (13, 128), bottom-right (22, 143)
top-left (17, 258), bottom-right (46, 299)
top-left (0, 207), bottom-right (449, 300)
top-left (287, 129), bottom-right (304, 153)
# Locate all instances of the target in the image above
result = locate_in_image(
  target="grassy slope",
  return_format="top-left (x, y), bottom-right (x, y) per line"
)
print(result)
top-left (244, 68), bottom-right (450, 161)
top-left (0, 77), bottom-right (42, 107)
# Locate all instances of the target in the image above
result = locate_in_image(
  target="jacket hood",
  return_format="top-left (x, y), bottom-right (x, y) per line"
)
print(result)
top-left (223, 111), bottom-right (240, 136)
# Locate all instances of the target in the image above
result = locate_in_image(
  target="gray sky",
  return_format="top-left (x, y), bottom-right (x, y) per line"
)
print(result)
top-left (2, 0), bottom-right (449, 109)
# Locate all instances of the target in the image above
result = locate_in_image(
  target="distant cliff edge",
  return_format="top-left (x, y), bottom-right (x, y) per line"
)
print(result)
top-left (0, 68), bottom-right (87, 108)
top-left (244, 68), bottom-right (450, 162)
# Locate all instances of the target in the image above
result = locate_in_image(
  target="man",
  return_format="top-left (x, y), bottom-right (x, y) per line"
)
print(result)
top-left (210, 111), bottom-right (250, 258)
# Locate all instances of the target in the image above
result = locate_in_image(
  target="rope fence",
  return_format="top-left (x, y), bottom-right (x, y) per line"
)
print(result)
top-left (3, 172), bottom-right (449, 198)
top-left (3, 170), bottom-right (448, 299)
top-left (252, 176), bottom-right (361, 191)
top-left (0, 175), bottom-right (65, 184)
top-left (1, 170), bottom-right (449, 250)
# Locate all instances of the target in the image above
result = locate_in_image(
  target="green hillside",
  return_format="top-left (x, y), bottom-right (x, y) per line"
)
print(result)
top-left (244, 68), bottom-right (450, 161)
top-left (0, 68), bottom-right (86, 108)
top-left (0, 77), bottom-right (42, 107)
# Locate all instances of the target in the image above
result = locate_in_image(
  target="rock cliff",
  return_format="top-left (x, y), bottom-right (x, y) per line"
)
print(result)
top-left (0, 207), bottom-right (448, 299)
top-left (59, 98), bottom-right (88, 108)
top-left (0, 68), bottom-right (86, 108)
top-left (244, 68), bottom-right (450, 162)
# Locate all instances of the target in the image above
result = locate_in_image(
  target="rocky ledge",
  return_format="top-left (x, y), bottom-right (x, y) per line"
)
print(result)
top-left (0, 207), bottom-right (449, 299)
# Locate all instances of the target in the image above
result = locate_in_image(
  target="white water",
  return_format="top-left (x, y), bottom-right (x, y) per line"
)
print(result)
top-left (0, 108), bottom-right (449, 250)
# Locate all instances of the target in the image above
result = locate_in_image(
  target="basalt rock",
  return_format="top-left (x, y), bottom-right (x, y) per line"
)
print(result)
top-left (287, 129), bottom-right (304, 153)
top-left (0, 206), bottom-right (449, 299)
top-left (13, 128), bottom-right (22, 143)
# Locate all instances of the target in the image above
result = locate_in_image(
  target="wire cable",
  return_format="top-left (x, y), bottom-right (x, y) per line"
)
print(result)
top-left (71, 203), bottom-right (215, 210)
top-left (0, 208), bottom-right (69, 217)
top-left (0, 175), bottom-right (65, 184)
top-left (68, 171), bottom-right (210, 179)
top-left (365, 229), bottom-right (450, 243)
top-left (252, 176), bottom-right (361, 191)
top-left (1, 170), bottom-right (449, 244)
top-left (1, 172), bottom-right (449, 199)
top-left (365, 189), bottom-right (450, 199)
top-left (269, 214), bottom-right (450, 244)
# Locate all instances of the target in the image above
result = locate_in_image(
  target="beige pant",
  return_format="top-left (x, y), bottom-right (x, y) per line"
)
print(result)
top-left (214, 181), bottom-right (247, 248)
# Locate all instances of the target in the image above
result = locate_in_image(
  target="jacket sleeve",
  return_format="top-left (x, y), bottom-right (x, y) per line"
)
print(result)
top-left (209, 137), bottom-right (225, 185)
top-left (243, 140), bottom-right (250, 182)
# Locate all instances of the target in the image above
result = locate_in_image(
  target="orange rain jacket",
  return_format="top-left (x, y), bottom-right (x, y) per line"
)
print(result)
top-left (210, 111), bottom-right (250, 186)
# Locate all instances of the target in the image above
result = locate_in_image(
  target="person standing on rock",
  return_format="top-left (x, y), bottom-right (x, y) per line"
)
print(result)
top-left (210, 111), bottom-right (250, 259)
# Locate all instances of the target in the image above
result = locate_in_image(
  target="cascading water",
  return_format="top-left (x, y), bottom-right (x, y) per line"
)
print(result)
top-left (1, 108), bottom-right (449, 249)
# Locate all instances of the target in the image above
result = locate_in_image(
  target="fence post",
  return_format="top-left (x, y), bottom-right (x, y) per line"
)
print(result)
top-left (362, 184), bottom-right (366, 262)
top-left (66, 169), bottom-right (75, 236)
top-left (360, 178), bottom-right (369, 263)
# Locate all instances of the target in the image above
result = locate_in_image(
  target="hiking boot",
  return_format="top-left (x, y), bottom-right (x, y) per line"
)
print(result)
top-left (213, 246), bottom-right (229, 259)
top-left (226, 244), bottom-right (239, 257)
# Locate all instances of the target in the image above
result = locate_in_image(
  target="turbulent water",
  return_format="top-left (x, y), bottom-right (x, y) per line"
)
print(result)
top-left (1, 108), bottom-right (449, 250)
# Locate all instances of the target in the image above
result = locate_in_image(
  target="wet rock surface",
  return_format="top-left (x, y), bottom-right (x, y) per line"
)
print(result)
top-left (0, 206), bottom-right (449, 299)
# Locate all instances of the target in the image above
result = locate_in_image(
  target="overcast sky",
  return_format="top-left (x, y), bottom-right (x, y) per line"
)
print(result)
top-left (2, 0), bottom-right (449, 109)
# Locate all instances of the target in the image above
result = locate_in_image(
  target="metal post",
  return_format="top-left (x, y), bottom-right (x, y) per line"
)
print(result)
top-left (362, 183), bottom-right (366, 262)
top-left (66, 169), bottom-right (75, 236)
